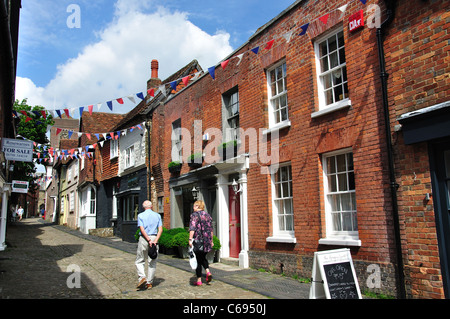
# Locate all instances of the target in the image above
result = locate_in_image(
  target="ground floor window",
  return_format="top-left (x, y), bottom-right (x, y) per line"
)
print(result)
top-left (122, 194), bottom-right (139, 221)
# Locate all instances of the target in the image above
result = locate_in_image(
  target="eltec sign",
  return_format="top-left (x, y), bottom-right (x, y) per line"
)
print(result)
top-left (349, 10), bottom-right (364, 32)
top-left (1, 138), bottom-right (33, 162)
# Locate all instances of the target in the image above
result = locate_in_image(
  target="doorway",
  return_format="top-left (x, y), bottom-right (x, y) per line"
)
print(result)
top-left (430, 140), bottom-right (450, 298)
top-left (228, 185), bottom-right (241, 258)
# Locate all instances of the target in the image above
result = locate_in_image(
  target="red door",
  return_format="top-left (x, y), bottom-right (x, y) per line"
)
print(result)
top-left (229, 186), bottom-right (241, 258)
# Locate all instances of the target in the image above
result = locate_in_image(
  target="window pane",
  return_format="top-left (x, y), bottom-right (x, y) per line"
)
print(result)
top-left (329, 35), bottom-right (337, 52)
top-left (285, 213), bottom-right (294, 231)
top-left (336, 154), bottom-right (346, 172)
top-left (332, 212), bottom-right (342, 231)
top-left (328, 175), bottom-right (337, 192)
top-left (338, 173), bottom-right (348, 191)
top-left (342, 212), bottom-right (353, 231)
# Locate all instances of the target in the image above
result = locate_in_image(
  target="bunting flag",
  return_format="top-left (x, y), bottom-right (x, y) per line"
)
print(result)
top-left (208, 66), bottom-right (215, 80)
top-left (221, 60), bottom-right (229, 70)
top-left (319, 14), bottom-right (330, 25)
top-left (13, 2), bottom-right (359, 120)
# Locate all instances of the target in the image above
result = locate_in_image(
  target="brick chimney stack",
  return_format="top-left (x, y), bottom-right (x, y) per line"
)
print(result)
top-left (147, 59), bottom-right (161, 91)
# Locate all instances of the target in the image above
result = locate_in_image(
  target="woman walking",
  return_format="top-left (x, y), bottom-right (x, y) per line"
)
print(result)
top-left (189, 200), bottom-right (214, 286)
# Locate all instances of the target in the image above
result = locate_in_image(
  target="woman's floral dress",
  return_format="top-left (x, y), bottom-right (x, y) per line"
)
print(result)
top-left (189, 210), bottom-right (213, 253)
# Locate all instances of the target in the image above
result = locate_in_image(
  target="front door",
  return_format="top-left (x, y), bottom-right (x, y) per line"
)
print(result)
top-left (430, 141), bottom-right (450, 298)
top-left (228, 185), bottom-right (241, 258)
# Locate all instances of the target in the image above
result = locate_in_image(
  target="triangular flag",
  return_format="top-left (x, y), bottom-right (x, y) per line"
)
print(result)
top-left (159, 85), bottom-right (167, 97)
top-left (25, 117), bottom-right (32, 123)
top-left (88, 105), bottom-right (93, 115)
top-left (97, 103), bottom-right (102, 110)
top-left (337, 4), bottom-right (348, 15)
top-left (182, 76), bottom-right (190, 86)
top-left (77, 132), bottom-right (82, 137)
top-left (283, 30), bottom-right (294, 43)
top-left (64, 109), bottom-right (70, 118)
top-left (127, 95), bottom-right (135, 104)
top-left (107, 101), bottom-right (113, 111)
top-left (86, 133), bottom-right (91, 140)
top-left (136, 92), bottom-right (145, 100)
top-left (79, 107), bottom-right (84, 117)
top-left (319, 14), bottom-right (329, 25)
top-left (265, 40), bottom-right (275, 50)
top-left (221, 60), bottom-right (229, 70)
top-left (251, 46), bottom-right (260, 54)
top-left (56, 128), bottom-right (62, 135)
top-left (68, 131), bottom-right (73, 139)
top-left (109, 132), bottom-right (114, 139)
top-left (116, 98), bottom-right (124, 104)
top-left (41, 110), bottom-right (47, 119)
top-left (99, 141), bottom-right (104, 148)
top-left (208, 66), bottom-right (215, 80)
top-left (147, 88), bottom-right (155, 97)
top-left (20, 110), bottom-right (27, 116)
top-left (56, 110), bottom-right (62, 118)
top-left (170, 81), bottom-right (177, 91)
top-left (359, 0), bottom-right (367, 4)
top-left (102, 133), bottom-right (107, 140)
top-left (95, 134), bottom-right (100, 140)
top-left (299, 23), bottom-right (309, 36)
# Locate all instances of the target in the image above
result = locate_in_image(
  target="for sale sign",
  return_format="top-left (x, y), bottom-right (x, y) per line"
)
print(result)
top-left (1, 138), bottom-right (33, 162)
top-left (12, 180), bottom-right (29, 194)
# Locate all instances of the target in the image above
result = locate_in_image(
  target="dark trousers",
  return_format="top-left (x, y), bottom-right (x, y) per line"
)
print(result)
top-left (195, 250), bottom-right (209, 278)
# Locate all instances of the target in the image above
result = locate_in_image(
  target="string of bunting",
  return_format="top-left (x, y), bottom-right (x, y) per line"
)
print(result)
top-left (12, 0), bottom-right (370, 122)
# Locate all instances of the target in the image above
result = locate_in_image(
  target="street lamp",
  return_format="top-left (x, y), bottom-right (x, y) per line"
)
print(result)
top-left (232, 179), bottom-right (242, 193)
top-left (191, 186), bottom-right (199, 199)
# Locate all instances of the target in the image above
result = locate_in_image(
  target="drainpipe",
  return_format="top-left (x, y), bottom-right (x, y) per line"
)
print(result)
top-left (376, 0), bottom-right (406, 299)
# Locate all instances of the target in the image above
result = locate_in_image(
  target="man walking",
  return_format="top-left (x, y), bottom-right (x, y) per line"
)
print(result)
top-left (135, 200), bottom-right (163, 290)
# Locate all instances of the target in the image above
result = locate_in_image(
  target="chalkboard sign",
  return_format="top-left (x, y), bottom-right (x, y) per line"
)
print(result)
top-left (309, 248), bottom-right (361, 299)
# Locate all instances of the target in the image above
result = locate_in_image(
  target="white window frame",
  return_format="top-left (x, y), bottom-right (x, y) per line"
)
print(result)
top-left (110, 139), bottom-right (118, 159)
top-left (222, 88), bottom-right (240, 143)
top-left (312, 27), bottom-right (351, 118)
top-left (67, 165), bottom-right (72, 182)
top-left (70, 191), bottom-right (75, 212)
top-left (125, 145), bottom-right (135, 169)
top-left (319, 148), bottom-right (361, 246)
top-left (171, 119), bottom-right (182, 162)
top-left (266, 163), bottom-right (296, 243)
top-left (266, 60), bottom-right (290, 131)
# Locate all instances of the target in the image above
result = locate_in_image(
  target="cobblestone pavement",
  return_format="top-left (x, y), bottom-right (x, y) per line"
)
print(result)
top-left (0, 219), bottom-right (311, 300)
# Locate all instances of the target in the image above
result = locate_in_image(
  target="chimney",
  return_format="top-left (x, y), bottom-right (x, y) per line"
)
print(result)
top-left (147, 59), bottom-right (161, 90)
top-left (151, 59), bottom-right (159, 78)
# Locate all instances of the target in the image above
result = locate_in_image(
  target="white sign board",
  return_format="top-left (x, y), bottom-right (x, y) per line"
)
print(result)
top-left (12, 180), bottom-right (29, 194)
top-left (1, 138), bottom-right (34, 162)
top-left (309, 248), bottom-right (362, 299)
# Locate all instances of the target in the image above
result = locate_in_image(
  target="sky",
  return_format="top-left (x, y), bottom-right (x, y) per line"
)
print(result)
top-left (15, 0), bottom-right (296, 117)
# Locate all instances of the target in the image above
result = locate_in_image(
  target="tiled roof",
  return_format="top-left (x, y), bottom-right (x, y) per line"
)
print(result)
top-left (80, 111), bottom-right (125, 133)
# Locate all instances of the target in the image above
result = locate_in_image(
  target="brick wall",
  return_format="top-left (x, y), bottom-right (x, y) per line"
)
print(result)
top-left (151, 0), bottom-right (448, 298)
top-left (386, 0), bottom-right (449, 299)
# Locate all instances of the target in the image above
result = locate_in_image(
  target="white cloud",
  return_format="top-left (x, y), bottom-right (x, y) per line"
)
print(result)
top-left (16, 1), bottom-right (233, 114)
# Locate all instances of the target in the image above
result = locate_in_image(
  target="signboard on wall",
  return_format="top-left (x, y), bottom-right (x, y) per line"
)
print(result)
top-left (1, 138), bottom-right (33, 162)
top-left (309, 248), bottom-right (362, 299)
top-left (12, 180), bottom-right (29, 194)
top-left (349, 10), bottom-right (364, 32)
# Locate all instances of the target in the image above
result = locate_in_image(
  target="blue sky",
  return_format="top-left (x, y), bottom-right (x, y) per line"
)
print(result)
top-left (16, 0), bottom-right (295, 116)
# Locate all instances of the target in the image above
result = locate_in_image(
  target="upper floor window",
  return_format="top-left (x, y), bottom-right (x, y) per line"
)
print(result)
top-left (110, 139), bottom-right (118, 159)
top-left (267, 61), bottom-right (289, 128)
top-left (222, 88), bottom-right (240, 142)
top-left (125, 145), bottom-right (135, 169)
top-left (171, 119), bottom-right (182, 162)
top-left (314, 28), bottom-right (350, 115)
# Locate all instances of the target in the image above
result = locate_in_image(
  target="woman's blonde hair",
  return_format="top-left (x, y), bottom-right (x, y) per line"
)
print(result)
top-left (193, 200), bottom-right (205, 211)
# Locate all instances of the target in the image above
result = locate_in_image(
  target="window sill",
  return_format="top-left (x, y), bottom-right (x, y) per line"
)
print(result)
top-left (311, 99), bottom-right (351, 119)
top-left (266, 235), bottom-right (297, 244)
top-left (262, 120), bottom-right (291, 135)
top-left (318, 237), bottom-right (361, 247)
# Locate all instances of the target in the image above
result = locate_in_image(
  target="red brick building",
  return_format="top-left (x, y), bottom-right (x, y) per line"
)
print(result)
top-left (150, 0), bottom-right (448, 298)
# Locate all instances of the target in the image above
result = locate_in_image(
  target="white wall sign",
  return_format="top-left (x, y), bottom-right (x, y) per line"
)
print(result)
top-left (1, 138), bottom-right (33, 162)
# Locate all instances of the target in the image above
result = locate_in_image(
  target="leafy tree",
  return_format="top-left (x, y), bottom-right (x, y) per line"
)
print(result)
top-left (12, 99), bottom-right (55, 183)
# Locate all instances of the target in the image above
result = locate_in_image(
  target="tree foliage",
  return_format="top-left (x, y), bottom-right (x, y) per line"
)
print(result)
top-left (12, 99), bottom-right (55, 183)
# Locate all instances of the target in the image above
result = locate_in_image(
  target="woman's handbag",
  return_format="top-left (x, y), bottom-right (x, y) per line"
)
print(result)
top-left (188, 246), bottom-right (197, 269)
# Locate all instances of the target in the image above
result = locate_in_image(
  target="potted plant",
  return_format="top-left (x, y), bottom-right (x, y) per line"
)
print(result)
top-left (187, 152), bottom-right (203, 169)
top-left (168, 161), bottom-right (182, 173)
top-left (173, 231), bottom-right (190, 258)
top-left (207, 235), bottom-right (222, 263)
top-left (218, 140), bottom-right (238, 159)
